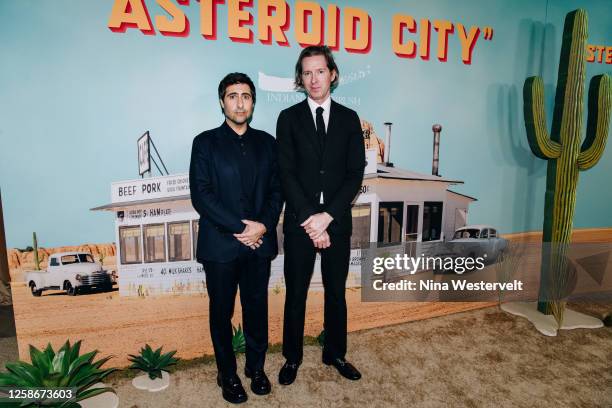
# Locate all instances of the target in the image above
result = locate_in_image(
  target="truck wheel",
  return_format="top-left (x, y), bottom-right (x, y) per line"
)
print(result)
top-left (29, 282), bottom-right (42, 297)
top-left (65, 282), bottom-right (78, 296)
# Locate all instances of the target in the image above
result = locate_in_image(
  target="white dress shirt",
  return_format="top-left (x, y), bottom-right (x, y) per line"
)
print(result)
top-left (306, 96), bottom-right (331, 205)
top-left (307, 96), bottom-right (331, 132)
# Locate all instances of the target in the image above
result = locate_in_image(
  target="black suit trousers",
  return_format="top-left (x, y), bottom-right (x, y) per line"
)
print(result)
top-left (203, 248), bottom-right (271, 377)
top-left (282, 231), bottom-right (350, 363)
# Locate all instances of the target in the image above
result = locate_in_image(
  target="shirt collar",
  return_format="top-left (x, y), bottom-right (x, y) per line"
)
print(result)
top-left (222, 120), bottom-right (250, 140)
top-left (307, 95), bottom-right (331, 114)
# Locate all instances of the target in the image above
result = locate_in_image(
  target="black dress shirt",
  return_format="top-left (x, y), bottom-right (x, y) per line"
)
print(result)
top-left (223, 121), bottom-right (256, 219)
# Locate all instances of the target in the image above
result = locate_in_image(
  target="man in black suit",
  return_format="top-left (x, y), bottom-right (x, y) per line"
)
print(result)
top-left (276, 46), bottom-right (365, 384)
top-left (189, 73), bottom-right (283, 404)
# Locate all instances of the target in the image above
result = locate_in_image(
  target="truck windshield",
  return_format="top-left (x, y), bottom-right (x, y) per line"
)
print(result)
top-left (61, 254), bottom-right (95, 265)
top-left (78, 254), bottom-right (95, 263)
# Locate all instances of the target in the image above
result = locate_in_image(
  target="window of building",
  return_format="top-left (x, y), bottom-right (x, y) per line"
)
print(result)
top-left (351, 204), bottom-right (371, 248)
top-left (119, 226), bottom-right (142, 264)
top-left (422, 202), bottom-right (443, 242)
top-left (378, 202), bottom-right (403, 244)
top-left (405, 205), bottom-right (419, 242)
top-left (144, 224), bottom-right (166, 263)
top-left (168, 222), bottom-right (191, 262)
top-left (192, 220), bottom-right (199, 260)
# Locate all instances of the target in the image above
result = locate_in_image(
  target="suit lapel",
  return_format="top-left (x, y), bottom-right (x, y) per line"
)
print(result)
top-left (298, 99), bottom-right (322, 158)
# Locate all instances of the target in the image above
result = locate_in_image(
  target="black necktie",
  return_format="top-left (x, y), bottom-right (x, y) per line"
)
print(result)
top-left (316, 106), bottom-right (326, 152)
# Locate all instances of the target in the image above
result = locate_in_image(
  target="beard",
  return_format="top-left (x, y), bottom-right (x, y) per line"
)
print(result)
top-left (225, 110), bottom-right (252, 126)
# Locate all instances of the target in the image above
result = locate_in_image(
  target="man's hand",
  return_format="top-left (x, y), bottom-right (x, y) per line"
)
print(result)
top-left (312, 230), bottom-right (331, 249)
top-left (234, 220), bottom-right (267, 250)
top-left (301, 212), bottom-right (333, 240)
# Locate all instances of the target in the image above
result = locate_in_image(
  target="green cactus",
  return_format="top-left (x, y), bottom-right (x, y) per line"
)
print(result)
top-left (32, 231), bottom-right (41, 270)
top-left (523, 9), bottom-right (611, 323)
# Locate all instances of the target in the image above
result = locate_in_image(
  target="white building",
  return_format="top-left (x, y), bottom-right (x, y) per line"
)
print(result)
top-left (92, 157), bottom-right (475, 296)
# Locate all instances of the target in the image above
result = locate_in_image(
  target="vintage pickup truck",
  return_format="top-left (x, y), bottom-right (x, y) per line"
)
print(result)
top-left (25, 251), bottom-right (113, 296)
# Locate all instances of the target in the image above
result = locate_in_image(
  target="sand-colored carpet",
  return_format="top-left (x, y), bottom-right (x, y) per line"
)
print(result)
top-left (104, 304), bottom-right (611, 408)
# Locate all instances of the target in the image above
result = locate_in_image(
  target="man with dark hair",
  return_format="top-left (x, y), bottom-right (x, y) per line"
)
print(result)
top-left (276, 46), bottom-right (365, 385)
top-left (190, 72), bottom-right (283, 404)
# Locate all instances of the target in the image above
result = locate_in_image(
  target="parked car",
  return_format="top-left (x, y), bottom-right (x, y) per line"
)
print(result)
top-left (25, 252), bottom-right (113, 296)
top-left (449, 225), bottom-right (508, 266)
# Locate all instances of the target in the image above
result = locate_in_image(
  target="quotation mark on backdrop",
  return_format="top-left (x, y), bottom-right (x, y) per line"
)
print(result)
top-left (483, 27), bottom-right (494, 40)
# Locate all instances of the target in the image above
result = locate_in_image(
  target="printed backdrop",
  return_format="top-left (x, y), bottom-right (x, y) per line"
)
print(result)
top-left (1, 0), bottom-right (611, 248)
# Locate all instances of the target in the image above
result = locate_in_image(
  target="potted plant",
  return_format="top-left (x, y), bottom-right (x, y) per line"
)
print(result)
top-left (0, 340), bottom-right (118, 407)
top-left (128, 344), bottom-right (178, 392)
top-left (232, 324), bottom-right (245, 353)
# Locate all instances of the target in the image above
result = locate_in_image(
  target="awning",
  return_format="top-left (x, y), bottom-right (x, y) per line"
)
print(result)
top-left (90, 194), bottom-right (192, 211)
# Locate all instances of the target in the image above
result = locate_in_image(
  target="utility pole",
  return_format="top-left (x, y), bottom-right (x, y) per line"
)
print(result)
top-left (0, 189), bottom-right (12, 305)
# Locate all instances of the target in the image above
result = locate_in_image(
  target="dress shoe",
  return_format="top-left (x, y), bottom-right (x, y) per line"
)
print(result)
top-left (322, 357), bottom-right (362, 380)
top-left (278, 361), bottom-right (300, 385)
top-left (216, 373), bottom-right (248, 404)
top-left (244, 367), bottom-right (271, 395)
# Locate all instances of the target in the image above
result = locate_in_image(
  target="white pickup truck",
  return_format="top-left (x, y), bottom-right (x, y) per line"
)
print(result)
top-left (25, 252), bottom-right (113, 296)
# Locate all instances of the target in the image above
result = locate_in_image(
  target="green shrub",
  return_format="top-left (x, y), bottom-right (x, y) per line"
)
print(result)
top-left (128, 344), bottom-right (179, 380)
top-left (317, 330), bottom-right (325, 347)
top-left (232, 325), bottom-right (245, 354)
top-left (0, 340), bottom-right (116, 407)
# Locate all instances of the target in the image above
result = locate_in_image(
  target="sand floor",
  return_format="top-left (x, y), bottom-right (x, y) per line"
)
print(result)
top-left (106, 305), bottom-right (611, 408)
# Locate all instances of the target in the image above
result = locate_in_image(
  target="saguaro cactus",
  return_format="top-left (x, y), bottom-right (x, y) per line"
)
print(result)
top-left (33, 231), bottom-right (41, 271)
top-left (523, 9), bottom-right (611, 323)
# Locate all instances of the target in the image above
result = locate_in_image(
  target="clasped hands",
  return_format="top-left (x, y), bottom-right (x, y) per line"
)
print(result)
top-left (234, 220), bottom-right (266, 250)
top-left (301, 212), bottom-right (333, 249)
top-left (233, 213), bottom-right (333, 250)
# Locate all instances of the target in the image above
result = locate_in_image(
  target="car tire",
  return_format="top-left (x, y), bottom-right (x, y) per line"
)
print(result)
top-left (65, 282), bottom-right (78, 296)
top-left (30, 282), bottom-right (42, 297)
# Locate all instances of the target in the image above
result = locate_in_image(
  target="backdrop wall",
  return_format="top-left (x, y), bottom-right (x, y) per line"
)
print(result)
top-left (1, 0), bottom-right (610, 248)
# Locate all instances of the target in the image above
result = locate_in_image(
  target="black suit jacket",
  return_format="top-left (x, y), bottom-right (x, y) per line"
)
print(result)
top-left (189, 122), bottom-right (283, 263)
top-left (276, 99), bottom-right (365, 236)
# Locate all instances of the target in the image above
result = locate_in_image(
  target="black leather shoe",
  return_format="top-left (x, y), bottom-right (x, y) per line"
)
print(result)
top-left (217, 373), bottom-right (248, 404)
top-left (245, 367), bottom-right (271, 395)
top-left (278, 361), bottom-right (300, 385)
top-left (322, 357), bottom-right (362, 380)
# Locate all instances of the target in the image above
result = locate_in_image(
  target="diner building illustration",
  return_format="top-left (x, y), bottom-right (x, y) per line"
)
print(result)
top-left (92, 124), bottom-right (476, 296)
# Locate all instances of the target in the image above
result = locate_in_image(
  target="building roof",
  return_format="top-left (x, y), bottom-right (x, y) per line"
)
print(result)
top-left (92, 165), bottom-right (468, 211)
top-left (364, 164), bottom-right (464, 184)
top-left (447, 190), bottom-right (478, 201)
